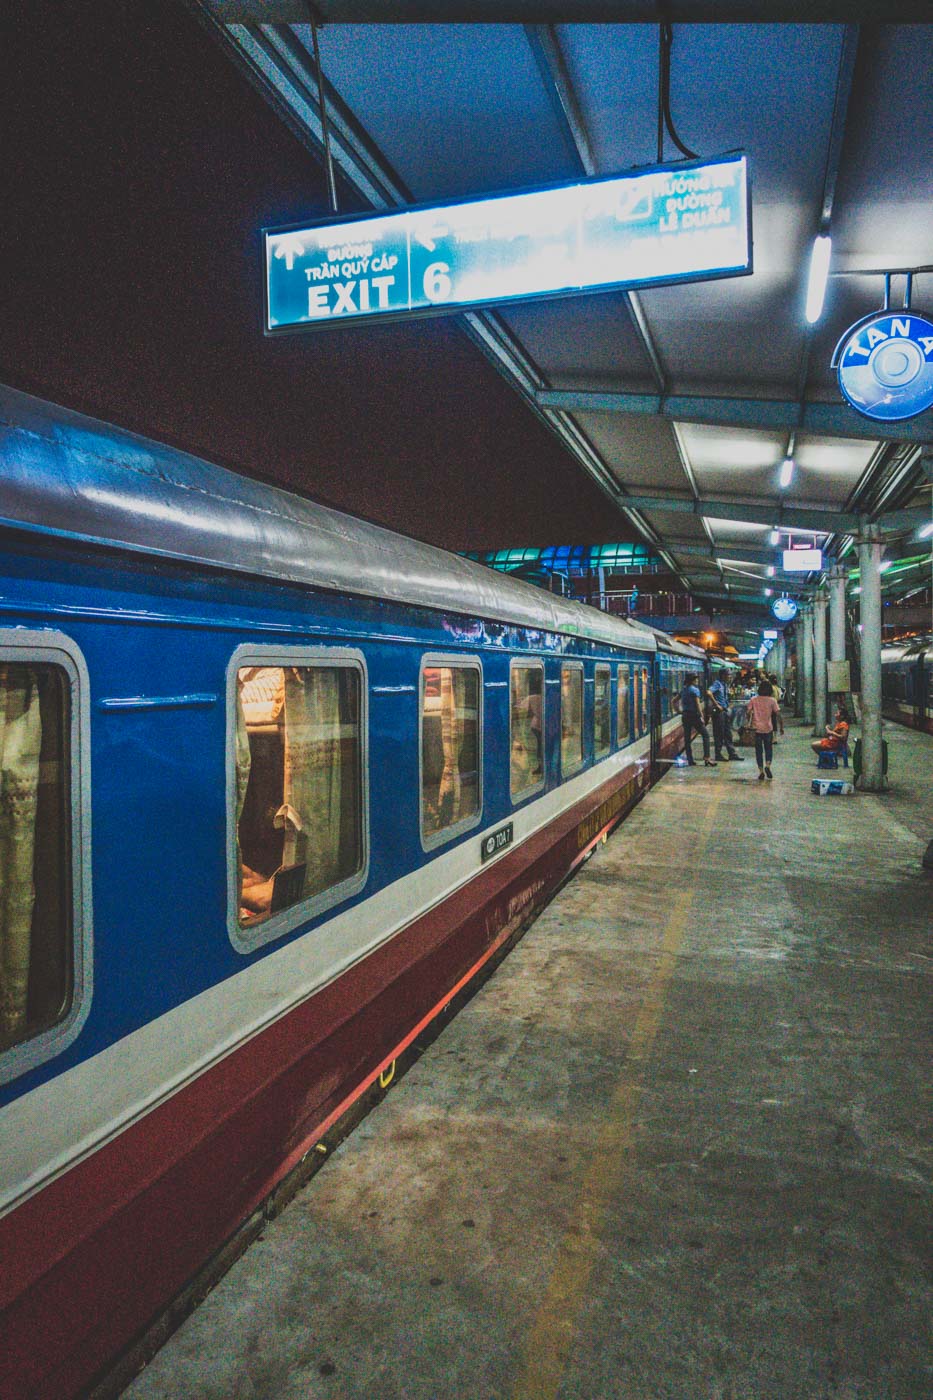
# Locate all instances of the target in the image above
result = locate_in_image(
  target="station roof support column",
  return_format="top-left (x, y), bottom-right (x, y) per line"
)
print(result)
top-left (771, 635), bottom-right (787, 688)
top-left (828, 563), bottom-right (847, 666)
top-left (799, 603), bottom-right (814, 725)
top-left (857, 528), bottom-right (885, 792)
top-left (812, 590), bottom-right (829, 736)
top-left (827, 561), bottom-right (849, 708)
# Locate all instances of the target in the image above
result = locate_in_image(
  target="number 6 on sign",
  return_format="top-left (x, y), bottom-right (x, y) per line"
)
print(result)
top-left (423, 262), bottom-right (452, 303)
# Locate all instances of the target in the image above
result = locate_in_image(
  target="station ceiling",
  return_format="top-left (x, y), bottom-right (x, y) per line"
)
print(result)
top-left (193, 7), bottom-right (932, 612)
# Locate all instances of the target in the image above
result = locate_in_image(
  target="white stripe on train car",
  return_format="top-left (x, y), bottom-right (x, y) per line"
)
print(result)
top-left (0, 733), bottom-right (657, 1219)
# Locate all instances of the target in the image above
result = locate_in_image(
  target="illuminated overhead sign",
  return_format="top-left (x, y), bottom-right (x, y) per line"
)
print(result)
top-left (763, 629), bottom-right (779, 639)
top-left (264, 154), bottom-right (750, 332)
top-left (783, 548), bottom-right (823, 572)
top-left (833, 310), bottom-right (933, 422)
top-left (771, 597), bottom-right (798, 622)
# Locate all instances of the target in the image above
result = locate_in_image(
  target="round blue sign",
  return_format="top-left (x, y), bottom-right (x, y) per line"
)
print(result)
top-left (834, 310), bottom-right (933, 421)
top-left (771, 596), bottom-right (798, 622)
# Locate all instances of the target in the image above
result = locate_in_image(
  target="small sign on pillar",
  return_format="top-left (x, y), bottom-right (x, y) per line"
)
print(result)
top-left (827, 659), bottom-right (851, 693)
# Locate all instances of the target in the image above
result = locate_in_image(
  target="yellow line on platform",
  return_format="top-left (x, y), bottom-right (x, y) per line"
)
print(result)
top-left (512, 782), bottom-right (725, 1400)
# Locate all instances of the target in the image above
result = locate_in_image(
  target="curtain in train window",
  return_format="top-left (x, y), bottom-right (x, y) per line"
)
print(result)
top-left (640, 667), bottom-right (650, 735)
top-left (560, 665), bottom-right (584, 774)
top-left (0, 664), bottom-right (71, 1054)
top-left (594, 664), bottom-right (611, 759)
top-left (617, 665), bottom-right (630, 745)
top-left (421, 665), bottom-right (480, 841)
top-left (236, 665), bottom-right (362, 926)
top-left (510, 664), bottom-right (544, 799)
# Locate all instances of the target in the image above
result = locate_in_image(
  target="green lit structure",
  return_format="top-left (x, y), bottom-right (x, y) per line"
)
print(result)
top-left (463, 543), bottom-right (661, 576)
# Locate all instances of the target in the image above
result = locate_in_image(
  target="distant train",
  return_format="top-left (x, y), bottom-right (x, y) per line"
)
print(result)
top-left (0, 386), bottom-right (703, 1398)
top-left (881, 635), bottom-right (932, 734)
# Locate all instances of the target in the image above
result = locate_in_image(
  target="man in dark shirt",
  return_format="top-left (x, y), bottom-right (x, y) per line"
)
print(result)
top-left (706, 674), bottom-right (743, 762)
top-left (680, 673), bottom-right (715, 766)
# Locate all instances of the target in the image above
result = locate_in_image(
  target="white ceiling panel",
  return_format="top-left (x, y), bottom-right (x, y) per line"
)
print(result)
top-left (576, 413), bottom-right (688, 492)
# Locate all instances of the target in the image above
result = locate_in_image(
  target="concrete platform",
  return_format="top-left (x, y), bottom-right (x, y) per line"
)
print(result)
top-left (124, 719), bottom-right (932, 1400)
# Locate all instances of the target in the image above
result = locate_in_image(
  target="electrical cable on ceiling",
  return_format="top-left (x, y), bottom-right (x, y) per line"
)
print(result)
top-left (657, 21), bottom-right (698, 163)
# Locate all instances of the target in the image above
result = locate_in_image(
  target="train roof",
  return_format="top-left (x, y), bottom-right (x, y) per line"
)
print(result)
top-left (0, 384), bottom-right (658, 653)
top-left (641, 628), bottom-right (706, 661)
top-left (881, 636), bottom-right (930, 662)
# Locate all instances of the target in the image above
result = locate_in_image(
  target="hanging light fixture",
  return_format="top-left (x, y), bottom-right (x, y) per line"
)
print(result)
top-left (805, 234), bottom-right (832, 324)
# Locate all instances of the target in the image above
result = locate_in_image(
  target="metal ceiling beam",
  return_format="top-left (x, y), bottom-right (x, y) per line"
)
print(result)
top-left (190, 12), bottom-right (701, 582)
top-left (523, 24), bottom-right (597, 176)
top-left (523, 24), bottom-right (669, 395)
top-left (535, 388), bottom-right (933, 445)
top-left (618, 492), bottom-right (849, 532)
top-left (625, 491), bottom-right (931, 534)
top-left (215, 6), bottom-right (933, 20)
top-left (688, 589), bottom-right (793, 610)
top-left (793, 24), bottom-right (860, 406)
top-left (667, 540), bottom-right (811, 570)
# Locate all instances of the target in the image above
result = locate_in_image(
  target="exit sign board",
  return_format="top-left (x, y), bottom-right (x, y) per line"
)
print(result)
top-left (264, 154), bottom-right (750, 332)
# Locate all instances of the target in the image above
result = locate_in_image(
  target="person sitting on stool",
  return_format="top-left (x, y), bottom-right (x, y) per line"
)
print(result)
top-left (706, 674), bottom-right (744, 762)
top-left (680, 673), bottom-right (716, 767)
top-left (812, 706), bottom-right (850, 759)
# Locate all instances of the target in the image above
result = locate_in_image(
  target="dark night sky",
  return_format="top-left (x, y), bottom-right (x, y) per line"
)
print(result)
top-left (0, 0), bottom-right (636, 552)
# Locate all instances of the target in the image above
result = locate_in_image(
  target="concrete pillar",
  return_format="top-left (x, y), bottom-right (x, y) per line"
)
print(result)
top-left (858, 531), bottom-right (885, 791)
top-left (800, 605), bottom-right (814, 723)
top-left (828, 562), bottom-right (847, 665)
top-left (812, 590), bottom-right (828, 736)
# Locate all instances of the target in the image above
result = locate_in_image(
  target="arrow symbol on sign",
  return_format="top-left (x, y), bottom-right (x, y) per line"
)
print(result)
top-left (414, 223), bottom-right (448, 253)
top-left (273, 234), bottom-right (306, 270)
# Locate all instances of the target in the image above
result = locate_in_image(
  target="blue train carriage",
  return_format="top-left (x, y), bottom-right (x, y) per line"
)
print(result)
top-left (881, 636), bottom-right (932, 734)
top-left (0, 384), bottom-right (698, 1398)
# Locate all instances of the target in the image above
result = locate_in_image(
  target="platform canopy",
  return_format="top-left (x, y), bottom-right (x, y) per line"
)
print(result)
top-left (195, 5), bottom-right (932, 610)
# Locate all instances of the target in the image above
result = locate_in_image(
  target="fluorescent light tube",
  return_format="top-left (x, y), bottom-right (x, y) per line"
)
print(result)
top-left (779, 458), bottom-right (795, 489)
top-left (805, 234), bottom-right (832, 324)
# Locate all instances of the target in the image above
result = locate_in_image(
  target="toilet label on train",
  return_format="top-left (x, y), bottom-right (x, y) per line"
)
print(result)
top-left (481, 822), bottom-right (514, 863)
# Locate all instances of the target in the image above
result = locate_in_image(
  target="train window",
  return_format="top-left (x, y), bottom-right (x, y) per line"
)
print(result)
top-left (633, 666), bottom-right (641, 736)
top-left (617, 665), bottom-right (630, 745)
top-left (232, 655), bottom-right (366, 944)
top-left (594, 664), bottom-right (611, 759)
top-left (510, 662), bottom-right (544, 801)
top-left (560, 663), bottom-right (584, 776)
top-left (0, 634), bottom-right (91, 1085)
top-left (420, 659), bottom-right (482, 848)
top-left (640, 667), bottom-right (650, 735)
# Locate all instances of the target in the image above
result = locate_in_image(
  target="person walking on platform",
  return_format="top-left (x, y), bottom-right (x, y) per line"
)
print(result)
top-left (746, 679), bottom-right (784, 781)
top-left (706, 673), bottom-right (744, 763)
top-left (680, 673), bottom-right (716, 767)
